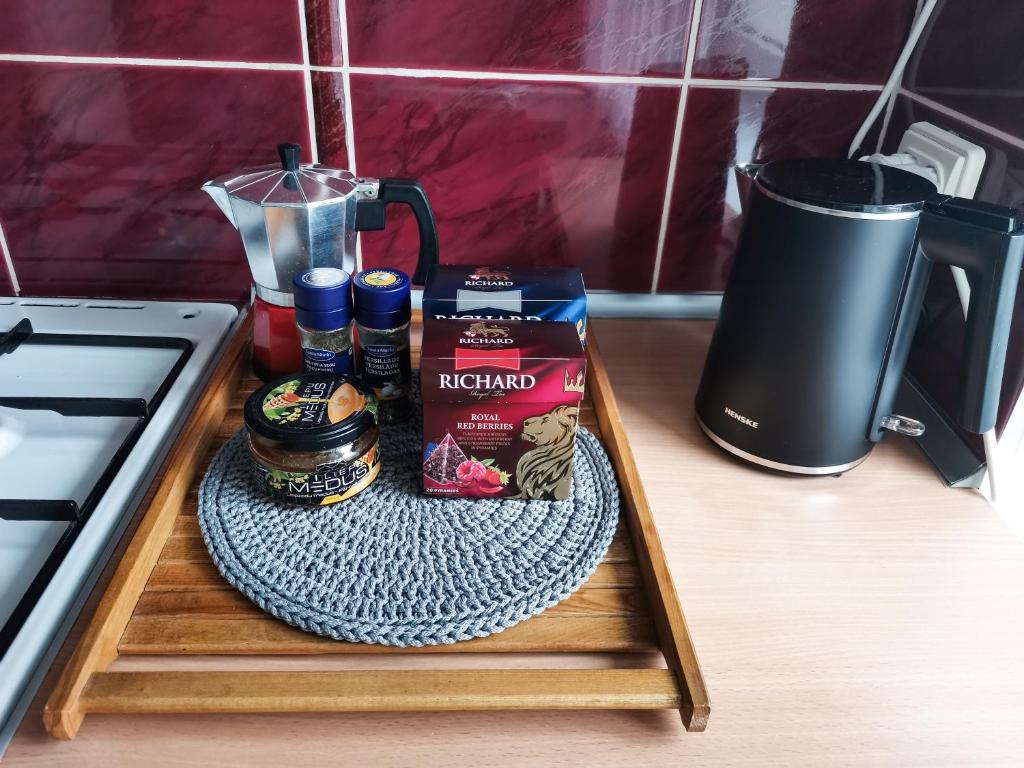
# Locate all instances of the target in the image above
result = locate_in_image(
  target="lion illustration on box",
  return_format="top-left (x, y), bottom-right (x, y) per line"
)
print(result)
top-left (465, 322), bottom-right (508, 338)
top-left (516, 405), bottom-right (580, 500)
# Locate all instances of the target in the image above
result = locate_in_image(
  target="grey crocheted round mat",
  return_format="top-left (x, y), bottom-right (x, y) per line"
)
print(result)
top-left (198, 414), bottom-right (620, 647)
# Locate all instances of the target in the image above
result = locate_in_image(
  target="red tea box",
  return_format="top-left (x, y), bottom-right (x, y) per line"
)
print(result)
top-left (420, 318), bottom-right (586, 500)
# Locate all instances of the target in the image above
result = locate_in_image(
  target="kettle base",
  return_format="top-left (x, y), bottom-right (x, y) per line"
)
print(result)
top-left (695, 415), bottom-right (871, 475)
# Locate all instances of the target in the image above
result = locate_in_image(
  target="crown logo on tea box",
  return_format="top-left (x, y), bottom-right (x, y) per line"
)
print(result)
top-left (563, 369), bottom-right (585, 394)
top-left (463, 322), bottom-right (508, 338)
top-left (469, 266), bottom-right (511, 281)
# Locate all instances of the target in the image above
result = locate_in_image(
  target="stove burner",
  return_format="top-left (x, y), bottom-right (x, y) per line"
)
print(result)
top-left (0, 319), bottom-right (32, 356)
top-left (0, 319), bottom-right (193, 658)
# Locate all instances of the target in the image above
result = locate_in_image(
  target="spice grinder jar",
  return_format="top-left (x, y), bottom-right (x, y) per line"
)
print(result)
top-left (244, 373), bottom-right (380, 505)
top-left (293, 268), bottom-right (354, 375)
top-left (354, 269), bottom-right (413, 424)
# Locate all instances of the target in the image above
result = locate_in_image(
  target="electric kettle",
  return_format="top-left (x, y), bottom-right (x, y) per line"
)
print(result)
top-left (695, 158), bottom-right (1024, 474)
top-left (203, 143), bottom-right (439, 378)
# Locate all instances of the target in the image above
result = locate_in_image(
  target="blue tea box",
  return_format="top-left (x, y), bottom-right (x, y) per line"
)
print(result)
top-left (422, 265), bottom-right (587, 343)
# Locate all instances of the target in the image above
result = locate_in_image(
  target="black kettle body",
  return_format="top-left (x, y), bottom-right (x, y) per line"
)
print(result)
top-left (695, 158), bottom-right (1023, 474)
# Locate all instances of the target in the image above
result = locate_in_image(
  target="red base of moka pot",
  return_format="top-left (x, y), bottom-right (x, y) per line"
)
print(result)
top-left (252, 295), bottom-right (303, 379)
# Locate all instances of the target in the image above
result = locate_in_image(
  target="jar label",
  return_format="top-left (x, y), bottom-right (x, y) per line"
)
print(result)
top-left (253, 438), bottom-right (381, 505)
top-left (362, 270), bottom-right (400, 287)
top-left (360, 343), bottom-right (411, 401)
top-left (303, 346), bottom-right (353, 375)
top-left (261, 378), bottom-right (368, 428)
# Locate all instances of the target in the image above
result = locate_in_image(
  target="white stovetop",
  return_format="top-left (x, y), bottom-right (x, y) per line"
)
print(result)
top-left (0, 297), bottom-right (238, 755)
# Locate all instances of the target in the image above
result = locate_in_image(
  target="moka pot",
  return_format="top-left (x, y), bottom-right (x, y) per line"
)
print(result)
top-left (203, 143), bottom-right (439, 378)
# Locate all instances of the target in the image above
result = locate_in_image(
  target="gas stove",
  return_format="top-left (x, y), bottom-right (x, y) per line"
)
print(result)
top-left (0, 297), bottom-right (237, 753)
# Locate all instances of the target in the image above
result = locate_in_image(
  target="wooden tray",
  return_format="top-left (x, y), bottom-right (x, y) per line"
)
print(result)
top-left (43, 313), bottom-right (709, 738)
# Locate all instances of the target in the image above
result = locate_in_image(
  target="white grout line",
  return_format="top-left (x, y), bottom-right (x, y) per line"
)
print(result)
top-left (334, 65), bottom-right (684, 86)
top-left (337, 1), bottom-right (358, 174)
top-left (297, 0), bottom-right (319, 163)
top-left (337, 0), bottom-right (363, 272)
top-left (649, 0), bottom-right (706, 294)
top-left (689, 77), bottom-right (883, 92)
top-left (899, 87), bottom-right (1024, 152)
top-left (649, 100), bottom-right (688, 293)
top-left (0, 52), bottom-right (306, 70)
top-left (0, 51), bottom-right (887, 92)
top-left (683, 29), bottom-right (704, 101)
top-left (0, 220), bottom-right (21, 295)
top-left (313, 66), bottom-right (888, 91)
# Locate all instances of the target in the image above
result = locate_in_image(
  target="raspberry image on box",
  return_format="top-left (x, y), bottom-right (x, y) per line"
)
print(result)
top-left (420, 318), bottom-right (586, 500)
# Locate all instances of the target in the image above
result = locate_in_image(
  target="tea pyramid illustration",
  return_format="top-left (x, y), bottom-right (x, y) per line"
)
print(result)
top-left (423, 432), bottom-right (469, 484)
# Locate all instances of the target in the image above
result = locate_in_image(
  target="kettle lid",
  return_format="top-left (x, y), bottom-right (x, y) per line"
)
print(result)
top-left (756, 158), bottom-right (938, 215)
top-left (210, 143), bottom-right (361, 207)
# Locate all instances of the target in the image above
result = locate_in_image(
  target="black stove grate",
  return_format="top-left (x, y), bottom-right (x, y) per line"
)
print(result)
top-left (0, 318), bottom-right (193, 658)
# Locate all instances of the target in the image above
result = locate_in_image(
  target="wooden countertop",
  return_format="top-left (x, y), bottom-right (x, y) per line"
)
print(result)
top-left (7, 318), bottom-right (1024, 766)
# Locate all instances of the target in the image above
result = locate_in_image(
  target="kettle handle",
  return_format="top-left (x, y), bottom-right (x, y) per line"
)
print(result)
top-left (354, 178), bottom-right (440, 285)
top-left (918, 197), bottom-right (1024, 433)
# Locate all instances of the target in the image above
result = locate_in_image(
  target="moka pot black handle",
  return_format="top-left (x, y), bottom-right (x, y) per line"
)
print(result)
top-left (354, 178), bottom-right (440, 285)
top-left (917, 197), bottom-right (1024, 434)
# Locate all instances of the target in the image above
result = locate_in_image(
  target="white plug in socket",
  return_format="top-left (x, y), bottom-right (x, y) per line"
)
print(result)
top-left (897, 121), bottom-right (986, 197)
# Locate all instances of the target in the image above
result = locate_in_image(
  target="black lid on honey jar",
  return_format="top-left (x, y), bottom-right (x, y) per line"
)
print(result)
top-left (244, 373), bottom-right (378, 452)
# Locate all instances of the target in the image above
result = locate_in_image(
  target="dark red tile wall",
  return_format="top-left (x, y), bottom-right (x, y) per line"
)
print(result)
top-left (0, 0), bottom-right (304, 62)
top-left (692, 0), bottom-right (918, 83)
top-left (344, 0), bottom-right (693, 76)
top-left (336, 75), bottom-right (679, 291)
top-left (0, 1), bottom-right (312, 301)
top-left (0, 62), bottom-right (310, 301)
top-left (902, 0), bottom-right (1022, 138)
top-left (0, 0), bottom-right (924, 298)
top-left (880, 0), bottom-right (1024, 435)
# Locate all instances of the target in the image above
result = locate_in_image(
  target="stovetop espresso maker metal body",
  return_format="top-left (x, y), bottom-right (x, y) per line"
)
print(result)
top-left (203, 143), bottom-right (438, 377)
top-left (696, 158), bottom-right (1024, 475)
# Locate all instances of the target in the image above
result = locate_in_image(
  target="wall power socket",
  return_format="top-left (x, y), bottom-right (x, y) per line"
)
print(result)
top-left (897, 121), bottom-right (986, 197)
